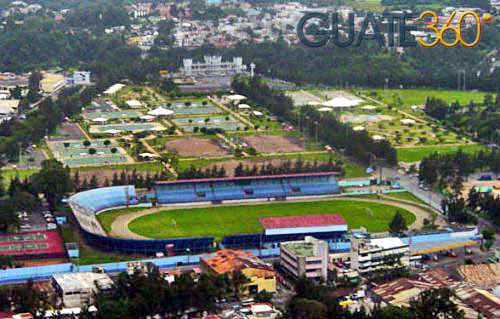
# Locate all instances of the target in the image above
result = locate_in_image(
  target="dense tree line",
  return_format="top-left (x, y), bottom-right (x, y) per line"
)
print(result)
top-left (72, 169), bottom-right (170, 191)
top-left (232, 76), bottom-right (398, 166)
top-left (424, 95), bottom-right (500, 145)
top-left (418, 149), bottom-right (500, 186)
top-left (178, 158), bottom-right (343, 180)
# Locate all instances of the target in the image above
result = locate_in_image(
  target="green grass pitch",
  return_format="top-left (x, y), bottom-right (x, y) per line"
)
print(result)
top-left (127, 200), bottom-right (416, 241)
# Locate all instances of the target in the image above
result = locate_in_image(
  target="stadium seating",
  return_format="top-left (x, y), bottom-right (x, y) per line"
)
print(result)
top-left (154, 173), bottom-right (340, 204)
top-left (69, 186), bottom-right (138, 213)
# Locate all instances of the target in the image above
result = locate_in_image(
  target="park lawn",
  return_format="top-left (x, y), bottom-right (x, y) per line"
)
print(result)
top-left (364, 89), bottom-right (488, 108)
top-left (1, 169), bottom-right (39, 187)
top-left (128, 200), bottom-right (415, 241)
top-left (96, 207), bottom-right (145, 234)
top-left (396, 143), bottom-right (485, 162)
top-left (384, 192), bottom-right (427, 205)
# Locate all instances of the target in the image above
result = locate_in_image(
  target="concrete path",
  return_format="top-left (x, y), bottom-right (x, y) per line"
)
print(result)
top-left (109, 196), bottom-right (433, 239)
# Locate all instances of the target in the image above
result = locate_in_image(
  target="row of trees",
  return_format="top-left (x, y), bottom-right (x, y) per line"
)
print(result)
top-left (418, 149), bottom-right (500, 187)
top-left (232, 76), bottom-right (398, 166)
top-left (72, 170), bottom-right (171, 192)
top-left (178, 158), bottom-right (344, 180)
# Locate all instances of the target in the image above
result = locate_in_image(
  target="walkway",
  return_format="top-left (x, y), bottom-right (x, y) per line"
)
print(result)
top-left (141, 139), bottom-right (178, 177)
top-left (208, 97), bottom-right (255, 129)
top-left (109, 196), bottom-right (433, 239)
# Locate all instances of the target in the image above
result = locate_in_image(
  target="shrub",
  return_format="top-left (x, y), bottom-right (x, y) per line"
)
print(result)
top-left (202, 101), bottom-right (208, 105)
top-left (88, 148), bottom-right (96, 155)
top-left (103, 140), bottom-right (111, 146)
top-left (63, 142), bottom-right (70, 148)
top-left (193, 127), bottom-right (199, 133)
top-left (83, 140), bottom-right (91, 147)
top-left (110, 147), bottom-right (118, 153)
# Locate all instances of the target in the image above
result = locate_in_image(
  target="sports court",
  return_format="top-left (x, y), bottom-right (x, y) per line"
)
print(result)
top-left (63, 155), bottom-right (132, 166)
top-left (168, 101), bottom-right (221, 115)
top-left (286, 90), bottom-right (324, 106)
top-left (89, 122), bottom-right (166, 134)
top-left (0, 231), bottom-right (66, 260)
top-left (173, 115), bottom-right (245, 132)
top-left (83, 110), bottom-right (143, 121)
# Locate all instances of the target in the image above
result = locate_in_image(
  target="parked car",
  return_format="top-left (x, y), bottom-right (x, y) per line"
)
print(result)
top-left (479, 175), bottom-right (493, 181)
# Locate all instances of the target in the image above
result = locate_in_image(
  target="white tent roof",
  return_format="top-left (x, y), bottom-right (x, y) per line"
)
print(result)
top-left (139, 152), bottom-right (159, 158)
top-left (140, 115), bottom-right (156, 120)
top-left (252, 110), bottom-right (264, 116)
top-left (401, 118), bottom-right (416, 125)
top-left (126, 99), bottom-right (142, 107)
top-left (238, 104), bottom-right (251, 109)
top-left (372, 135), bottom-right (385, 141)
top-left (151, 126), bottom-right (167, 131)
top-left (104, 129), bottom-right (121, 134)
top-left (308, 101), bottom-right (321, 106)
top-left (322, 96), bottom-right (363, 108)
top-left (361, 105), bottom-right (377, 110)
top-left (318, 107), bottom-right (333, 112)
top-left (353, 126), bottom-right (365, 131)
top-left (92, 117), bottom-right (108, 122)
top-left (148, 106), bottom-right (174, 116)
top-left (227, 94), bottom-right (246, 101)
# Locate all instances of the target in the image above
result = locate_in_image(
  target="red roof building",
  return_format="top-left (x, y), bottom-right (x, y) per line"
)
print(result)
top-left (259, 214), bottom-right (348, 236)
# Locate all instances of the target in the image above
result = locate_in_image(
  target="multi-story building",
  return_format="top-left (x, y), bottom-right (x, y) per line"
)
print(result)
top-left (51, 272), bottom-right (113, 308)
top-left (179, 56), bottom-right (250, 77)
top-left (280, 236), bottom-right (329, 282)
top-left (40, 73), bottom-right (65, 94)
top-left (67, 71), bottom-right (91, 85)
top-left (350, 235), bottom-right (410, 274)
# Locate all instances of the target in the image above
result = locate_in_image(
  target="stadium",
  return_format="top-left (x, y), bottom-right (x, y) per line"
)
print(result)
top-left (68, 173), bottom-right (376, 255)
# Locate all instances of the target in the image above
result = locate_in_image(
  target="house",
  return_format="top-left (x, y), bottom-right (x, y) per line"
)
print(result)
top-left (201, 249), bottom-right (276, 296)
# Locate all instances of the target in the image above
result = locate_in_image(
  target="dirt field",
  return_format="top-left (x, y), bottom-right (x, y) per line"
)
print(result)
top-left (165, 137), bottom-right (230, 157)
top-left (203, 158), bottom-right (322, 176)
top-left (50, 122), bottom-right (85, 141)
top-left (243, 135), bottom-right (305, 153)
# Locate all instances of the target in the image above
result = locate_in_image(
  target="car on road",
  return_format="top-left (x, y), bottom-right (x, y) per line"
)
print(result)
top-left (478, 175), bottom-right (493, 181)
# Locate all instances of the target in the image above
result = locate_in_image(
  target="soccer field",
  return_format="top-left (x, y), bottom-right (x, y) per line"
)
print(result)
top-left (127, 200), bottom-right (416, 241)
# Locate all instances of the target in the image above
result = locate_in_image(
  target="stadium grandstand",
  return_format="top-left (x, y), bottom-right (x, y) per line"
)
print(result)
top-left (154, 172), bottom-right (340, 204)
top-left (221, 215), bottom-right (350, 251)
top-left (68, 186), bottom-right (213, 255)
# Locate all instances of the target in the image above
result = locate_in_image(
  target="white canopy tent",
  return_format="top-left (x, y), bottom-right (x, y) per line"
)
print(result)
top-left (353, 126), bottom-right (365, 131)
top-left (140, 115), bottom-right (156, 121)
top-left (322, 96), bottom-right (363, 108)
top-left (372, 135), bottom-right (386, 141)
top-left (238, 104), bottom-right (251, 109)
top-left (104, 129), bottom-right (121, 135)
top-left (318, 107), bottom-right (333, 112)
top-left (226, 94), bottom-right (247, 101)
top-left (148, 107), bottom-right (174, 116)
top-left (401, 119), bottom-right (417, 125)
top-left (361, 105), bottom-right (377, 110)
top-left (139, 152), bottom-right (159, 158)
top-left (308, 101), bottom-right (321, 106)
top-left (126, 99), bottom-right (142, 108)
top-left (92, 117), bottom-right (108, 123)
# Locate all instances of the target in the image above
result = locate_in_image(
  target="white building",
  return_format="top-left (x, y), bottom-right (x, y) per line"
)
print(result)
top-left (52, 272), bottom-right (113, 308)
top-left (280, 236), bottom-right (329, 282)
top-left (350, 235), bottom-right (410, 274)
top-left (179, 56), bottom-right (249, 77)
top-left (67, 71), bottom-right (91, 85)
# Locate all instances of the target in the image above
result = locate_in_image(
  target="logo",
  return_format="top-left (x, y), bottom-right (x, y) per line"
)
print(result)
top-left (297, 11), bottom-right (495, 48)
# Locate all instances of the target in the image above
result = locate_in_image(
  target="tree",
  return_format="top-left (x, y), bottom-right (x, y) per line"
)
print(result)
top-left (409, 288), bottom-right (464, 319)
top-left (288, 298), bottom-right (327, 319)
top-left (389, 211), bottom-right (407, 234)
top-left (27, 71), bottom-right (41, 103)
top-left (31, 159), bottom-right (73, 210)
top-left (0, 201), bottom-right (19, 232)
top-left (9, 191), bottom-right (38, 212)
top-left (231, 270), bottom-right (250, 300)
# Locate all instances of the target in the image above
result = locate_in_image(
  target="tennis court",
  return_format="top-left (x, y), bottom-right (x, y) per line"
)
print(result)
top-left (62, 154), bottom-right (131, 166)
top-left (89, 122), bottom-right (166, 134)
top-left (51, 140), bottom-right (112, 149)
top-left (58, 148), bottom-right (115, 157)
top-left (168, 101), bottom-right (221, 115)
top-left (83, 110), bottom-right (143, 121)
top-left (173, 115), bottom-right (245, 132)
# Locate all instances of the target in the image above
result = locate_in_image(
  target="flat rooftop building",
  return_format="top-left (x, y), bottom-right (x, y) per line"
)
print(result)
top-left (52, 272), bottom-right (113, 308)
top-left (280, 236), bottom-right (328, 282)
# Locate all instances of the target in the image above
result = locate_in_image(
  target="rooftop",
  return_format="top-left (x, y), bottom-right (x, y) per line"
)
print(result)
top-left (260, 214), bottom-right (346, 230)
top-left (52, 272), bottom-right (113, 292)
top-left (282, 242), bottom-right (315, 257)
top-left (202, 249), bottom-right (274, 275)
